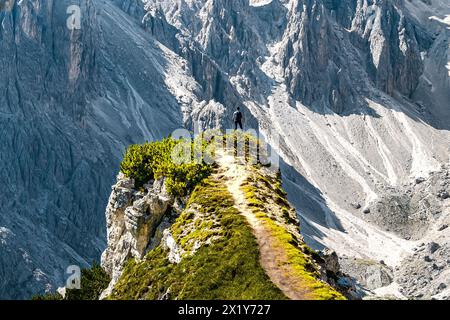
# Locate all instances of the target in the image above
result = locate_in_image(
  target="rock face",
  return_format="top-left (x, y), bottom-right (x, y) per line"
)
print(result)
top-left (1, 0), bottom-right (450, 299)
top-left (100, 173), bottom-right (179, 298)
top-left (0, 0), bottom-right (192, 299)
top-left (319, 249), bottom-right (341, 274)
top-left (351, 0), bottom-right (425, 97)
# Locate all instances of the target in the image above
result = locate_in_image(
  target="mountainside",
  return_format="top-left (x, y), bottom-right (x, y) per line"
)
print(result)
top-left (0, 0), bottom-right (449, 299)
top-left (0, 0), bottom-right (192, 299)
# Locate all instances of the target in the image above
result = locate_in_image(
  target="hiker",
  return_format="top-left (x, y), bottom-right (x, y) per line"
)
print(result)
top-left (233, 107), bottom-right (243, 130)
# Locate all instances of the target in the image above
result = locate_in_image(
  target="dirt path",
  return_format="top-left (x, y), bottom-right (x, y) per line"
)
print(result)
top-left (215, 151), bottom-right (311, 300)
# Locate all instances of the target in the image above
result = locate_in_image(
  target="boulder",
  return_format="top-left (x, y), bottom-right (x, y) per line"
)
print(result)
top-left (319, 248), bottom-right (341, 274)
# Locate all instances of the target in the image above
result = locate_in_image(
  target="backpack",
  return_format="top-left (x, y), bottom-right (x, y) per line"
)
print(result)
top-left (233, 111), bottom-right (242, 122)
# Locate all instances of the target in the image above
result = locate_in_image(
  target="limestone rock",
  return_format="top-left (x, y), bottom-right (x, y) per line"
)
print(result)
top-left (100, 174), bottom-right (174, 298)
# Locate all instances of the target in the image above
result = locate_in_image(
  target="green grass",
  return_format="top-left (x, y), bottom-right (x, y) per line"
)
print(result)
top-left (110, 177), bottom-right (287, 300)
top-left (32, 293), bottom-right (63, 301)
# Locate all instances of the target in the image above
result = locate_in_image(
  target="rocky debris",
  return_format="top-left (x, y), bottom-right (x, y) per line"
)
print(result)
top-left (437, 190), bottom-right (450, 200)
top-left (438, 283), bottom-right (447, 291)
top-left (351, 203), bottom-right (362, 210)
top-left (363, 294), bottom-right (399, 300)
top-left (360, 167), bottom-right (450, 240)
top-left (428, 242), bottom-right (441, 254)
top-left (438, 225), bottom-right (448, 231)
top-left (396, 241), bottom-right (450, 299)
top-left (416, 177), bottom-right (426, 184)
top-left (362, 266), bottom-right (394, 291)
top-left (338, 257), bottom-right (394, 291)
top-left (100, 173), bottom-right (178, 299)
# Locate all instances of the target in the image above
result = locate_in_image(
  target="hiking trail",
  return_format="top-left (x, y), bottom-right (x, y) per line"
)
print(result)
top-left (215, 150), bottom-right (313, 300)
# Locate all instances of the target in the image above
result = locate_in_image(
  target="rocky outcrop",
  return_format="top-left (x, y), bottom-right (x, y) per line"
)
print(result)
top-left (100, 173), bottom-right (182, 298)
top-left (339, 257), bottom-right (394, 291)
top-left (319, 248), bottom-right (341, 274)
top-left (350, 0), bottom-right (426, 97)
top-left (103, 145), bottom-right (349, 300)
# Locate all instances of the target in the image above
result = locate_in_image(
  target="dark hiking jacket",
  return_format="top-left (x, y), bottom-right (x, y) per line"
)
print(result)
top-left (233, 111), bottom-right (243, 122)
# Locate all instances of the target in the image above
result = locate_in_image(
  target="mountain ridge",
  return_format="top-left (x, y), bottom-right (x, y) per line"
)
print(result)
top-left (101, 136), bottom-right (348, 300)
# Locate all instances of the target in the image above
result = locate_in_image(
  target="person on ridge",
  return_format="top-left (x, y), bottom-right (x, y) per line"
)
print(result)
top-left (233, 107), bottom-right (243, 130)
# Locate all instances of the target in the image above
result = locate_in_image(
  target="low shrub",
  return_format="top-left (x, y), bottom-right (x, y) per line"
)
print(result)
top-left (120, 137), bottom-right (212, 196)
